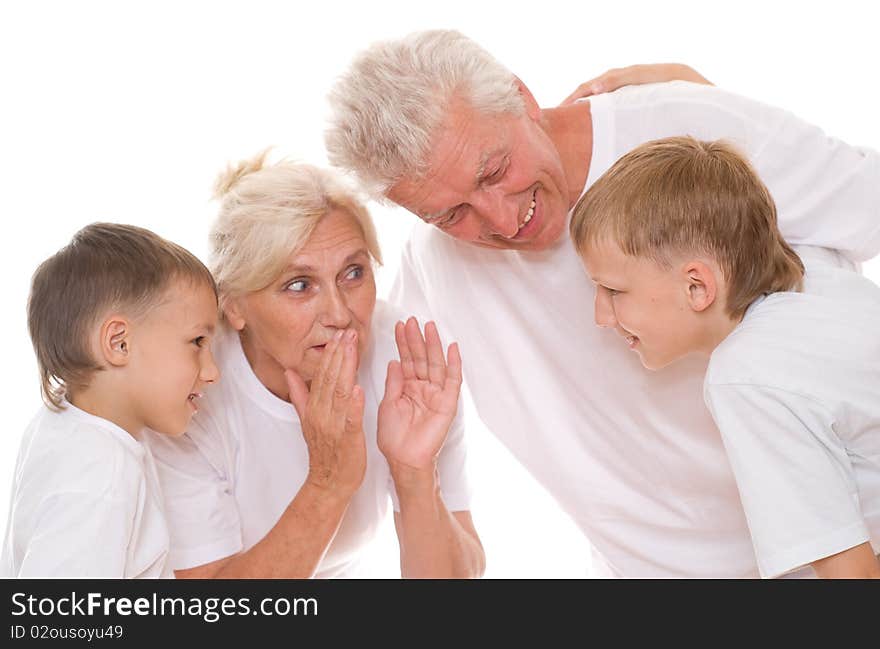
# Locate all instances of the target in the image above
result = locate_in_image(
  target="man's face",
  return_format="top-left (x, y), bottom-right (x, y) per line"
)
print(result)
top-left (580, 240), bottom-right (702, 371)
top-left (387, 96), bottom-right (571, 251)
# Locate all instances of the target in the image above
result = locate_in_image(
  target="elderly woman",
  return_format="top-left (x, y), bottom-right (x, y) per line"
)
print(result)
top-left (147, 152), bottom-right (484, 578)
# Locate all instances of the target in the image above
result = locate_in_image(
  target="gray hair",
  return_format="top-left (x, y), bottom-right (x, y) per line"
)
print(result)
top-left (210, 150), bottom-right (382, 311)
top-left (325, 29), bottom-right (524, 197)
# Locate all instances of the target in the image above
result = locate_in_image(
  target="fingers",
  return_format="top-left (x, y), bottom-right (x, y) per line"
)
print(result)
top-left (394, 320), bottom-right (415, 380)
top-left (438, 342), bottom-right (463, 412)
top-left (332, 330), bottom-right (359, 428)
top-left (384, 359), bottom-right (404, 402)
top-left (424, 321), bottom-right (446, 386)
top-left (404, 316), bottom-right (429, 379)
top-left (446, 341), bottom-right (462, 388)
top-left (560, 78), bottom-right (603, 105)
top-left (312, 329), bottom-right (346, 418)
top-left (345, 384), bottom-right (365, 436)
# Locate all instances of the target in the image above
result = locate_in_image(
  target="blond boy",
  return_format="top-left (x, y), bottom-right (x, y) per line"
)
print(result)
top-left (1, 223), bottom-right (219, 578)
top-left (570, 136), bottom-right (880, 578)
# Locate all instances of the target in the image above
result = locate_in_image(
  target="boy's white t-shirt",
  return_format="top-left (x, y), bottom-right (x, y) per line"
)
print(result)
top-left (1, 403), bottom-right (171, 578)
top-left (705, 261), bottom-right (880, 578)
top-left (390, 81), bottom-right (879, 577)
top-left (146, 300), bottom-right (471, 578)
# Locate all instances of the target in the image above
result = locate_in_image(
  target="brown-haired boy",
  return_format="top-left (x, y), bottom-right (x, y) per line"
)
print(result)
top-left (1, 223), bottom-right (219, 577)
top-left (570, 136), bottom-right (880, 578)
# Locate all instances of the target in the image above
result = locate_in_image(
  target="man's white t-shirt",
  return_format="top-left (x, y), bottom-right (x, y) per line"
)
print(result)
top-left (705, 262), bottom-right (880, 578)
top-left (390, 81), bottom-right (879, 577)
top-left (147, 300), bottom-right (471, 578)
top-left (1, 403), bottom-right (171, 578)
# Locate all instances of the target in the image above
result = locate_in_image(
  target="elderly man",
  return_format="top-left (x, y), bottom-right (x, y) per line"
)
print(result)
top-left (325, 30), bottom-right (880, 578)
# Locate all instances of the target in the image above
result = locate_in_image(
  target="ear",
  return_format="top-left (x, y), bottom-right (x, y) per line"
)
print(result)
top-left (222, 295), bottom-right (247, 332)
top-left (514, 76), bottom-right (541, 121)
top-left (100, 316), bottom-right (132, 367)
top-left (683, 261), bottom-right (718, 312)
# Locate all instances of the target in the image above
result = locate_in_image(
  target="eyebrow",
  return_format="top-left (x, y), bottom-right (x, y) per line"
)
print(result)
top-left (280, 249), bottom-right (370, 274)
top-left (194, 323), bottom-right (216, 335)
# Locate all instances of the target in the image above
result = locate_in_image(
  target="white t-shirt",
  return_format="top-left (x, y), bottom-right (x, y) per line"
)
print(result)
top-left (389, 81), bottom-right (880, 577)
top-left (146, 300), bottom-right (471, 578)
top-left (1, 403), bottom-right (171, 578)
top-left (705, 262), bottom-right (880, 578)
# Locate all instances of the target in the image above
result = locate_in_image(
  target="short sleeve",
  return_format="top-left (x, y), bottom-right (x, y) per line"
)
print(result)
top-left (704, 383), bottom-right (869, 578)
top-left (148, 415), bottom-right (243, 570)
top-left (13, 444), bottom-right (138, 578)
top-left (16, 494), bottom-right (133, 578)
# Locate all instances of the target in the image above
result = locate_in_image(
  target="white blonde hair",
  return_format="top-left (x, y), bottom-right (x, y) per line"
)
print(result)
top-left (210, 150), bottom-right (382, 309)
top-left (325, 29), bottom-right (524, 197)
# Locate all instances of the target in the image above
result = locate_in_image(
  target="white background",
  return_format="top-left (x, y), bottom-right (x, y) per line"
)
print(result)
top-left (1, 0), bottom-right (878, 578)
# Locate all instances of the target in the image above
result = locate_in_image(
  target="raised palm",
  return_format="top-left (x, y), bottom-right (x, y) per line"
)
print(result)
top-left (377, 318), bottom-right (462, 471)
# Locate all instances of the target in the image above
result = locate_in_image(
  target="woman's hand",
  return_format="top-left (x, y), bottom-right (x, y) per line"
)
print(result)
top-left (378, 318), bottom-right (462, 474)
top-left (286, 328), bottom-right (366, 496)
top-left (559, 63), bottom-right (712, 105)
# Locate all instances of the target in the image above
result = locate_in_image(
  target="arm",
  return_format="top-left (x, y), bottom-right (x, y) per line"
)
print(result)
top-left (705, 382), bottom-right (874, 579)
top-left (379, 318), bottom-right (485, 578)
top-left (560, 63), bottom-right (712, 105)
top-left (177, 330), bottom-right (367, 579)
top-left (812, 542), bottom-right (880, 579)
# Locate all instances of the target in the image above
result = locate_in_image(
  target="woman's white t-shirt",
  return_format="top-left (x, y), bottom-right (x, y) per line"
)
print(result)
top-left (147, 300), bottom-right (471, 578)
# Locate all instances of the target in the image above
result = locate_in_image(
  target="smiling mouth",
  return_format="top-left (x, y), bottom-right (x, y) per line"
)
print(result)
top-left (187, 392), bottom-right (202, 412)
top-left (516, 189), bottom-right (537, 234)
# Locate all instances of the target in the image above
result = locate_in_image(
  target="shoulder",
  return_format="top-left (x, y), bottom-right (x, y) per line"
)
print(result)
top-left (17, 407), bottom-right (144, 501)
top-left (604, 80), bottom-right (773, 114)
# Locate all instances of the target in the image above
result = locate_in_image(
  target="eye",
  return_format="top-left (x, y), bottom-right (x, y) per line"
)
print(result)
top-left (343, 265), bottom-right (364, 281)
top-left (484, 159), bottom-right (509, 184)
top-left (285, 278), bottom-right (309, 293)
top-left (192, 336), bottom-right (206, 348)
top-left (438, 207), bottom-right (464, 229)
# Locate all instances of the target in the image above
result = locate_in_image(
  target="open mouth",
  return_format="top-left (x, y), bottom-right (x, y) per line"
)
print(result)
top-left (515, 188), bottom-right (538, 237)
top-left (624, 335), bottom-right (640, 349)
top-left (187, 392), bottom-right (202, 412)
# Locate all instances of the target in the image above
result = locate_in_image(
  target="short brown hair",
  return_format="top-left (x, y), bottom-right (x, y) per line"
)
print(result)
top-left (27, 222), bottom-right (217, 410)
top-left (570, 136), bottom-right (804, 318)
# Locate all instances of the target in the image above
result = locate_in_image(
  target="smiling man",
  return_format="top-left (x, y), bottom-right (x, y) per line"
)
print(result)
top-left (325, 30), bottom-right (880, 577)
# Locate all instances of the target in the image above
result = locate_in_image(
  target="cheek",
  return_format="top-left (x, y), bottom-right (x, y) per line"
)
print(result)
top-left (253, 298), bottom-right (318, 360)
top-left (350, 281), bottom-right (376, 341)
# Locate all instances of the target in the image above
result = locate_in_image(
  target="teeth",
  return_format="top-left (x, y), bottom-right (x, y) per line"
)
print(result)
top-left (518, 194), bottom-right (537, 231)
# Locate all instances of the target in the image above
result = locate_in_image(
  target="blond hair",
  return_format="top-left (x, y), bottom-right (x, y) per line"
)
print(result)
top-left (325, 29), bottom-right (524, 197)
top-left (210, 150), bottom-right (382, 310)
top-left (570, 136), bottom-right (804, 318)
top-left (28, 223), bottom-right (217, 410)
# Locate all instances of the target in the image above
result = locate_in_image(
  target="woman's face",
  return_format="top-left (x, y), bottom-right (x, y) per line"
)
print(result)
top-left (226, 208), bottom-right (376, 394)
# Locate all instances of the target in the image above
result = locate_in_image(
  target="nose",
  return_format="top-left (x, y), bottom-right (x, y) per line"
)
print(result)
top-left (594, 286), bottom-right (617, 328)
top-left (200, 346), bottom-right (221, 384)
top-left (318, 285), bottom-right (352, 329)
top-left (472, 189), bottom-right (520, 239)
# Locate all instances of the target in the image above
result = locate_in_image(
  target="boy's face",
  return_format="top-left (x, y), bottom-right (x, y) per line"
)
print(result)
top-left (126, 279), bottom-right (220, 435)
top-left (579, 240), bottom-right (704, 371)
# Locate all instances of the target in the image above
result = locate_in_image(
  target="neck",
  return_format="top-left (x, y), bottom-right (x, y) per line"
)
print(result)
top-left (69, 386), bottom-right (142, 439)
top-left (540, 100), bottom-right (593, 209)
top-left (239, 331), bottom-right (292, 402)
top-left (699, 309), bottom-right (742, 357)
